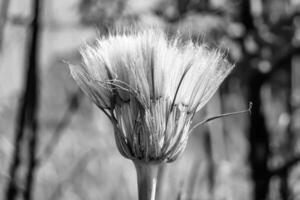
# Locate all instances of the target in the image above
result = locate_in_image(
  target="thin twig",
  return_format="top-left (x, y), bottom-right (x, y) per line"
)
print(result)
top-left (189, 102), bottom-right (252, 134)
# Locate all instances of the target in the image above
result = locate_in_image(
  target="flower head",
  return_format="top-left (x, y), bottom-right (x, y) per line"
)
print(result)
top-left (69, 28), bottom-right (234, 162)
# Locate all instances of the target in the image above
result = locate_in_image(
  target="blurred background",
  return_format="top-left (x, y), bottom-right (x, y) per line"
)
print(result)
top-left (1, 0), bottom-right (300, 199)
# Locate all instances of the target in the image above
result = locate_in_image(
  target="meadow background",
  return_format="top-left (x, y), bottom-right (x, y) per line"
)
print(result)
top-left (1, 0), bottom-right (300, 199)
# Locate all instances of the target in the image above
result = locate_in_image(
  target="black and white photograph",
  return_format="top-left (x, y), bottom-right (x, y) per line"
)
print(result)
top-left (0, 0), bottom-right (300, 200)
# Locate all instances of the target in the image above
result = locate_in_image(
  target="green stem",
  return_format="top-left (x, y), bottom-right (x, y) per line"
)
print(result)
top-left (134, 161), bottom-right (161, 200)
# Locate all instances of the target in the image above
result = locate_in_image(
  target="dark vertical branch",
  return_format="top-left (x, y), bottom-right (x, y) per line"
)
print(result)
top-left (23, 0), bottom-right (41, 199)
top-left (240, 0), bottom-right (255, 31)
top-left (4, 0), bottom-right (42, 199)
top-left (0, 0), bottom-right (10, 51)
top-left (279, 57), bottom-right (293, 200)
top-left (248, 71), bottom-right (270, 200)
top-left (239, 0), bottom-right (272, 199)
top-left (4, 75), bottom-right (28, 199)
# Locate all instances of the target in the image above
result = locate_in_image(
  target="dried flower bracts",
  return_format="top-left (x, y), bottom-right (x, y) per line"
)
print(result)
top-left (69, 28), bottom-right (234, 163)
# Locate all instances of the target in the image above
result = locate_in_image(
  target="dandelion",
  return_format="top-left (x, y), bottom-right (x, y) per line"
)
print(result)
top-left (69, 28), bottom-right (235, 200)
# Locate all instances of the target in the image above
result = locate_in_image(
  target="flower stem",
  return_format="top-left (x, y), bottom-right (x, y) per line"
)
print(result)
top-left (134, 161), bottom-right (161, 200)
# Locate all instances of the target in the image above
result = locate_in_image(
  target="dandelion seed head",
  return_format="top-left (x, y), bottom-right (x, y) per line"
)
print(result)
top-left (69, 28), bottom-right (234, 162)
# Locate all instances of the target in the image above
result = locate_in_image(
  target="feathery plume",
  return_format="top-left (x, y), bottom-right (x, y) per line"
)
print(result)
top-left (69, 28), bottom-right (234, 163)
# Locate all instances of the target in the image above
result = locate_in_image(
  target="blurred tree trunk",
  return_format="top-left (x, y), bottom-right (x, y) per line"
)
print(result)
top-left (4, 0), bottom-right (42, 199)
top-left (239, 0), bottom-right (272, 199)
top-left (248, 71), bottom-right (271, 200)
top-left (23, 1), bottom-right (41, 199)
